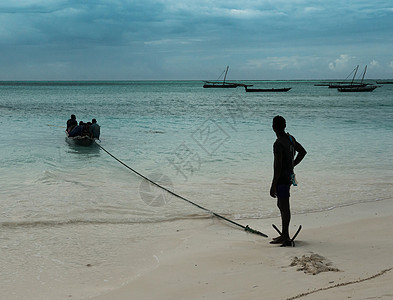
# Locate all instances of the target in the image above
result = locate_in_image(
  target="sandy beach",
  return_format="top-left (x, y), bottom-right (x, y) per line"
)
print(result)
top-left (91, 198), bottom-right (393, 300)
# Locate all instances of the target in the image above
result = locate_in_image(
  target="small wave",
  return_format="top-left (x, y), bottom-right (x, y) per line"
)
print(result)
top-left (292, 196), bottom-right (393, 216)
top-left (36, 170), bottom-right (94, 187)
top-left (0, 213), bottom-right (212, 229)
top-left (231, 197), bottom-right (393, 221)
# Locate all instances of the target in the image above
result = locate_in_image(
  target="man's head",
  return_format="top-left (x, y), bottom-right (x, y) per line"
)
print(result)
top-left (272, 115), bottom-right (286, 132)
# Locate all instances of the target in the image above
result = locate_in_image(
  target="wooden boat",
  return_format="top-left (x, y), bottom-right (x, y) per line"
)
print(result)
top-left (328, 65), bottom-right (368, 88)
top-left (203, 66), bottom-right (247, 88)
top-left (66, 131), bottom-right (97, 146)
top-left (329, 82), bottom-right (368, 88)
top-left (245, 86), bottom-right (291, 92)
top-left (338, 85), bottom-right (378, 92)
top-left (337, 66), bottom-right (378, 92)
top-left (203, 82), bottom-right (240, 88)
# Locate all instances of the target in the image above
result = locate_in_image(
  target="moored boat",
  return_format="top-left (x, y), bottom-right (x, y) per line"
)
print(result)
top-left (337, 66), bottom-right (377, 92)
top-left (329, 82), bottom-right (368, 88)
top-left (203, 66), bottom-right (248, 88)
top-left (327, 65), bottom-right (369, 88)
top-left (245, 86), bottom-right (291, 92)
top-left (203, 82), bottom-right (240, 88)
top-left (337, 85), bottom-right (378, 92)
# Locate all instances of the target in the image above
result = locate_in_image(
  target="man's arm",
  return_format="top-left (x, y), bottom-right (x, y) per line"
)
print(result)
top-left (294, 141), bottom-right (307, 167)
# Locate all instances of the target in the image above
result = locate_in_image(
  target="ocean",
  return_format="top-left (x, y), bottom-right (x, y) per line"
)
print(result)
top-left (1, 80), bottom-right (392, 298)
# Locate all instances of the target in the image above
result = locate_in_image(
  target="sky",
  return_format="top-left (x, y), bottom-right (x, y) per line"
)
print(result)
top-left (1, 0), bottom-right (393, 80)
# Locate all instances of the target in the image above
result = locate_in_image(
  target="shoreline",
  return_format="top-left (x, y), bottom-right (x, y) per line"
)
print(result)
top-left (91, 198), bottom-right (393, 300)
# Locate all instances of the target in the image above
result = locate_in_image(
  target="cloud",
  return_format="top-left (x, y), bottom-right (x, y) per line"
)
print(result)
top-left (328, 55), bottom-right (355, 71)
top-left (303, 6), bottom-right (324, 14)
top-left (226, 8), bottom-right (265, 18)
top-left (245, 55), bottom-right (323, 73)
top-left (0, 1), bottom-right (167, 46)
top-left (369, 60), bottom-right (379, 68)
top-left (1, 0), bottom-right (393, 79)
top-left (247, 56), bottom-right (302, 70)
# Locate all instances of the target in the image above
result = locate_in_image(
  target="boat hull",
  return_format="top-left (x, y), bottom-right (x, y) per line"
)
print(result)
top-left (66, 132), bottom-right (96, 146)
top-left (245, 87), bottom-right (291, 92)
top-left (337, 86), bottom-right (377, 92)
top-left (328, 83), bottom-right (367, 88)
top-left (203, 83), bottom-right (239, 88)
top-left (203, 66), bottom-right (245, 88)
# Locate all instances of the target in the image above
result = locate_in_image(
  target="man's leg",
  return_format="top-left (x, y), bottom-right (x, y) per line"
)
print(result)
top-left (270, 184), bottom-right (291, 244)
top-left (278, 196), bottom-right (291, 241)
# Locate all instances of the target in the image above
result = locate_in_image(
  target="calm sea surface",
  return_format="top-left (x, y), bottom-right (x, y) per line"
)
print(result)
top-left (1, 80), bottom-right (392, 298)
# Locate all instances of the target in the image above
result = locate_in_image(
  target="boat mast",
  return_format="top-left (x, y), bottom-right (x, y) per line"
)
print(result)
top-left (344, 66), bottom-right (357, 80)
top-left (360, 65), bottom-right (367, 84)
top-left (351, 65), bottom-right (359, 85)
top-left (223, 66), bottom-right (229, 84)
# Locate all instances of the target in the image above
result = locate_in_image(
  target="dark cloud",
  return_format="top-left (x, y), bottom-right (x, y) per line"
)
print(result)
top-left (0, 0), bottom-right (392, 79)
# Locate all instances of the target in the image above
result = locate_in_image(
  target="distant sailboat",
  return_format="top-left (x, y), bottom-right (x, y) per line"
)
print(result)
top-left (244, 86), bottom-right (291, 92)
top-left (203, 66), bottom-right (248, 88)
top-left (337, 65), bottom-right (378, 92)
top-left (337, 85), bottom-right (377, 92)
top-left (328, 65), bottom-right (368, 88)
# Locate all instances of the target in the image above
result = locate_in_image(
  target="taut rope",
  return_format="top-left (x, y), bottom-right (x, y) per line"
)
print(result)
top-left (95, 141), bottom-right (268, 238)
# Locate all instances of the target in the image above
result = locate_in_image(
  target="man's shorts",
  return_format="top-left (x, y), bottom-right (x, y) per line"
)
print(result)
top-left (277, 184), bottom-right (291, 198)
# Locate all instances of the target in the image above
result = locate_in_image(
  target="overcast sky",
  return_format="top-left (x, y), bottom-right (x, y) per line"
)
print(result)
top-left (1, 0), bottom-right (393, 80)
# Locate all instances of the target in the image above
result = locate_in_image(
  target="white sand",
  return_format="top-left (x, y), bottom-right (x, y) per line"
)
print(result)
top-left (91, 198), bottom-right (393, 300)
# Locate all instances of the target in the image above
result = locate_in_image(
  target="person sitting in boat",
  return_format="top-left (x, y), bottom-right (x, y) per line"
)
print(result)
top-left (82, 122), bottom-right (91, 136)
top-left (68, 121), bottom-right (84, 137)
top-left (66, 114), bottom-right (77, 132)
top-left (90, 119), bottom-right (100, 139)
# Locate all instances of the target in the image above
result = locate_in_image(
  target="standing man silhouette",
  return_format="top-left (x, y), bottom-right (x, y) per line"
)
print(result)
top-left (270, 116), bottom-right (307, 246)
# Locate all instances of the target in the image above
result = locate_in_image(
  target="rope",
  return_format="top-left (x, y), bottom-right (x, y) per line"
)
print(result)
top-left (95, 141), bottom-right (268, 238)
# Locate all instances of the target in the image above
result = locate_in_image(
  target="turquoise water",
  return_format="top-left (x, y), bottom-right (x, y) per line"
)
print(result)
top-left (1, 80), bottom-right (392, 298)
top-left (1, 80), bottom-right (392, 220)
